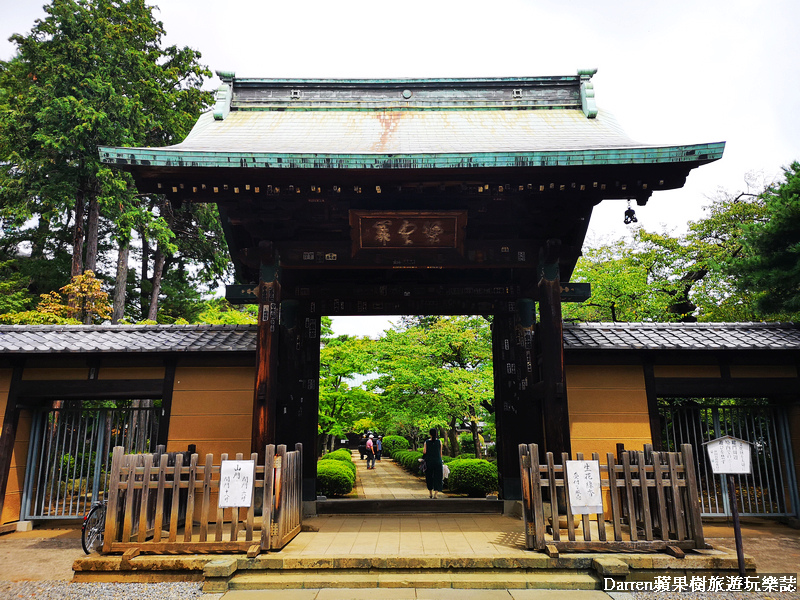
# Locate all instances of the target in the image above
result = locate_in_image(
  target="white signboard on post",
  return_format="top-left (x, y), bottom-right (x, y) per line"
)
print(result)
top-left (565, 460), bottom-right (603, 515)
top-left (704, 436), bottom-right (752, 475)
top-left (218, 460), bottom-right (255, 508)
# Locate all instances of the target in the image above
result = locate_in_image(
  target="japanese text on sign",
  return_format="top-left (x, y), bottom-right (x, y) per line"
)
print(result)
top-left (565, 460), bottom-right (603, 514)
top-left (218, 460), bottom-right (255, 508)
top-left (705, 436), bottom-right (752, 475)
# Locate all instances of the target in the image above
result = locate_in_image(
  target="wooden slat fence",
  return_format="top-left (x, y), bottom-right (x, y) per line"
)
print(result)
top-left (518, 443), bottom-right (705, 553)
top-left (102, 443), bottom-right (302, 555)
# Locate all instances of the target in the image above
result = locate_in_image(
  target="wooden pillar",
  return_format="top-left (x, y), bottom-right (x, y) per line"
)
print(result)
top-left (0, 361), bottom-right (24, 520)
top-left (538, 239), bottom-right (571, 458)
top-left (276, 303), bottom-right (321, 501)
top-left (251, 278), bottom-right (281, 459)
top-left (492, 299), bottom-right (541, 500)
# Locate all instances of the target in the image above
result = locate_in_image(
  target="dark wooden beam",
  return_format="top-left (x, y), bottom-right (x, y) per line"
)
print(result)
top-left (643, 362), bottom-right (663, 450)
top-left (538, 239), bottom-right (571, 458)
top-left (251, 279), bottom-right (281, 459)
top-left (157, 359), bottom-right (177, 448)
top-left (491, 301), bottom-right (541, 501)
top-left (0, 361), bottom-right (24, 520)
top-left (15, 379), bottom-right (163, 401)
top-left (654, 377), bottom-right (800, 398)
top-left (275, 307), bottom-right (321, 501)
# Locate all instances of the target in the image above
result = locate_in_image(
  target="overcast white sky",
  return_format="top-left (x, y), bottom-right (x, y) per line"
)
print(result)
top-left (2, 0), bottom-right (798, 337)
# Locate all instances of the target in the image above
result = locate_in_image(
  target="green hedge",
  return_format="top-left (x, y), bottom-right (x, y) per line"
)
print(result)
top-left (447, 459), bottom-right (498, 497)
top-left (381, 435), bottom-right (409, 457)
top-left (392, 449), bottom-right (424, 473)
top-left (457, 432), bottom-right (485, 455)
top-left (316, 459), bottom-right (355, 497)
top-left (319, 449), bottom-right (356, 476)
top-left (455, 453), bottom-right (476, 460)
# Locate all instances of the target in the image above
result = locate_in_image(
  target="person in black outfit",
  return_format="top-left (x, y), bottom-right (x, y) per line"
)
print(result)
top-left (422, 428), bottom-right (444, 498)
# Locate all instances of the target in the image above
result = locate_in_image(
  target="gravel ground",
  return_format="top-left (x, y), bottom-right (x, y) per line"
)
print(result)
top-left (0, 581), bottom-right (223, 600)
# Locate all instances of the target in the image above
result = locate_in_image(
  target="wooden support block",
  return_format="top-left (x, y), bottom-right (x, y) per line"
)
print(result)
top-left (247, 544), bottom-right (261, 558)
top-left (545, 544), bottom-right (559, 558)
top-left (666, 545), bottom-right (685, 559)
top-left (121, 547), bottom-right (141, 570)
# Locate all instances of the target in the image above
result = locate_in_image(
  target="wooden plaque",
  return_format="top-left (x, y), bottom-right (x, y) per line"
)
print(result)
top-left (350, 210), bottom-right (467, 255)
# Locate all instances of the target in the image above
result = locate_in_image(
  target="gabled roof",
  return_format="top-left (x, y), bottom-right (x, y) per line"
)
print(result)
top-left (99, 71), bottom-right (724, 173)
top-left (0, 323), bottom-right (798, 355)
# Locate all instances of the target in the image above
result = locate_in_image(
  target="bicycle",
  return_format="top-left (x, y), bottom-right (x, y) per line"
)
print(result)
top-left (81, 500), bottom-right (107, 554)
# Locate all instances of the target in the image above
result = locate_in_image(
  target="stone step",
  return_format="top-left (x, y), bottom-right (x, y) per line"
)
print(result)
top-left (226, 569), bottom-right (600, 591)
top-left (317, 499), bottom-right (504, 514)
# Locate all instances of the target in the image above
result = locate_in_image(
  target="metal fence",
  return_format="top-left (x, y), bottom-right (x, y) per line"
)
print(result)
top-left (659, 402), bottom-right (798, 518)
top-left (22, 400), bottom-right (160, 520)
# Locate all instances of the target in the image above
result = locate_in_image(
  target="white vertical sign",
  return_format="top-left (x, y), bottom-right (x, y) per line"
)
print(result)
top-left (705, 436), bottom-right (752, 475)
top-left (565, 460), bottom-right (603, 514)
top-left (218, 460), bottom-right (255, 508)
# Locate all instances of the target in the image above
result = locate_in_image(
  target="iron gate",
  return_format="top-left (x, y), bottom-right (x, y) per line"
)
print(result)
top-left (659, 401), bottom-right (799, 518)
top-left (22, 399), bottom-right (160, 520)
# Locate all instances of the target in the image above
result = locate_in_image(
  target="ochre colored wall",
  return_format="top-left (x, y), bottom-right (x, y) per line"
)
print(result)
top-left (167, 366), bottom-right (255, 458)
top-left (566, 365), bottom-right (652, 458)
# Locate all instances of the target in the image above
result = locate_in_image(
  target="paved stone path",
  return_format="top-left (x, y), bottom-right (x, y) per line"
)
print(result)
top-left (352, 450), bottom-right (443, 499)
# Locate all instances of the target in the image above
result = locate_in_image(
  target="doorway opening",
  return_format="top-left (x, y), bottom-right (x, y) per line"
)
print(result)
top-left (317, 315), bottom-right (497, 502)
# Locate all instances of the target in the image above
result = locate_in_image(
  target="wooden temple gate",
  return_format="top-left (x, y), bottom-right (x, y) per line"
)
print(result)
top-left (101, 71), bottom-right (723, 501)
top-left (102, 443), bottom-right (302, 554)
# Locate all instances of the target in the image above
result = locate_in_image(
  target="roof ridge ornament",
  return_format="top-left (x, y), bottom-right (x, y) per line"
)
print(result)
top-left (578, 68), bottom-right (598, 119)
top-left (213, 82), bottom-right (233, 121)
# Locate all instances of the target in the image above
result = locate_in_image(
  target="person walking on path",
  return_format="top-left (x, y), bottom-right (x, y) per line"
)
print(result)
top-left (375, 435), bottom-right (383, 461)
top-left (366, 434), bottom-right (376, 469)
top-left (422, 428), bottom-right (444, 498)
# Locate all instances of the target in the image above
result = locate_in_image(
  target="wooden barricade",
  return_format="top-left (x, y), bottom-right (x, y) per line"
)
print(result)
top-left (518, 443), bottom-right (705, 554)
top-left (102, 443), bottom-right (302, 555)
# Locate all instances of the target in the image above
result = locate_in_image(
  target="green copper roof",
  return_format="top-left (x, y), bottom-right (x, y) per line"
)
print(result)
top-left (99, 71), bottom-right (725, 171)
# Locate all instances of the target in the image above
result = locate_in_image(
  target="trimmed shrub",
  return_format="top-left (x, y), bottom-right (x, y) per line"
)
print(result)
top-left (447, 459), bottom-right (499, 497)
top-left (392, 449), bottom-right (424, 473)
top-left (442, 455), bottom-right (454, 464)
top-left (458, 432), bottom-right (485, 455)
top-left (316, 459), bottom-right (355, 497)
top-left (381, 435), bottom-right (410, 457)
top-left (455, 453), bottom-right (476, 460)
top-left (319, 449), bottom-right (356, 476)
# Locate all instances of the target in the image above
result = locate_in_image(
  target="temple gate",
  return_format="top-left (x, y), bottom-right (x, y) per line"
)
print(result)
top-left (101, 70), bottom-right (723, 500)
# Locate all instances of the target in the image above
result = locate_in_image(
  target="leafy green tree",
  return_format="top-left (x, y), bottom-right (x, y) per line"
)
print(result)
top-left (368, 316), bottom-right (493, 457)
top-left (0, 0), bottom-right (213, 320)
top-left (729, 162), bottom-right (800, 317)
top-left (318, 335), bottom-right (376, 454)
top-left (565, 177), bottom-right (775, 323)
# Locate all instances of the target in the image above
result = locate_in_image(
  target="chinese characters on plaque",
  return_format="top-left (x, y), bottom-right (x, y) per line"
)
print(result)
top-left (350, 210), bottom-right (466, 253)
top-left (218, 460), bottom-right (255, 508)
top-left (704, 436), bottom-right (752, 475)
top-left (565, 460), bottom-right (603, 514)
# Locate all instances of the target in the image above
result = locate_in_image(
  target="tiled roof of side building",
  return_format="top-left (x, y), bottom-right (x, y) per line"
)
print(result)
top-left (563, 322), bottom-right (800, 351)
top-left (0, 322), bottom-right (798, 354)
top-left (0, 324), bottom-right (258, 354)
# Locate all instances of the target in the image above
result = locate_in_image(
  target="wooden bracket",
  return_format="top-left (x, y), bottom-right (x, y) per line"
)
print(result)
top-left (121, 547), bottom-right (141, 570)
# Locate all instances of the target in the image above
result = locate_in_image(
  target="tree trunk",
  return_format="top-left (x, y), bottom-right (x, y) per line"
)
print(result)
top-left (147, 248), bottom-right (166, 321)
top-left (446, 420), bottom-right (459, 458)
top-left (84, 195), bottom-right (99, 274)
top-left (31, 216), bottom-right (51, 259)
top-left (470, 419), bottom-right (483, 459)
top-left (140, 228), bottom-right (149, 318)
top-left (112, 239), bottom-right (129, 323)
top-left (70, 190), bottom-right (85, 278)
